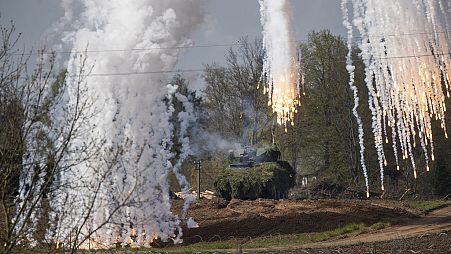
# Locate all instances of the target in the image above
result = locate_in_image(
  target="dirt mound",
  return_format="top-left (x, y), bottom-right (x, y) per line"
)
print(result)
top-left (172, 199), bottom-right (417, 245)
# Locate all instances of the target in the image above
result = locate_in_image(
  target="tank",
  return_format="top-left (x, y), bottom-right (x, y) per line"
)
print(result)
top-left (215, 146), bottom-right (295, 200)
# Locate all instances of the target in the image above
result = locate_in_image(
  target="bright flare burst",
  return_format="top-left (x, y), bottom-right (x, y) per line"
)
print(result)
top-left (343, 0), bottom-right (450, 194)
top-left (259, 0), bottom-right (301, 130)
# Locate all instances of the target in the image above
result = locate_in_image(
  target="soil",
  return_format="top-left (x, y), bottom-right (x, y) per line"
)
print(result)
top-left (170, 198), bottom-right (451, 253)
top-left (254, 232), bottom-right (451, 253)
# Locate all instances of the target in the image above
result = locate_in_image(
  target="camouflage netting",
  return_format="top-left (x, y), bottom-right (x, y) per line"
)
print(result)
top-left (214, 161), bottom-right (296, 200)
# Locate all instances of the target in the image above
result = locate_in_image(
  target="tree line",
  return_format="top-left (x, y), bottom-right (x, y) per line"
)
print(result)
top-left (179, 31), bottom-right (451, 200)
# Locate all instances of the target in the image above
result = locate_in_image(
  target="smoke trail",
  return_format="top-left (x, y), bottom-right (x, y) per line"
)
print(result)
top-left (169, 86), bottom-right (199, 242)
top-left (344, 0), bottom-right (451, 190)
top-left (341, 0), bottom-right (369, 198)
top-left (50, 0), bottom-right (206, 247)
top-left (259, 0), bottom-right (301, 130)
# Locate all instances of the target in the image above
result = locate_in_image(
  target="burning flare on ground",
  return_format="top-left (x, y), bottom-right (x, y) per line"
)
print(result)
top-left (259, 0), bottom-right (301, 130)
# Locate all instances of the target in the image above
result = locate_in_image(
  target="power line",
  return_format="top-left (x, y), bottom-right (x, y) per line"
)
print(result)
top-left (12, 43), bottom-right (244, 56)
top-left (362, 30), bottom-right (450, 39)
top-left (87, 69), bottom-right (205, 77)
top-left (376, 52), bottom-right (451, 60)
top-left (14, 69), bottom-right (205, 80)
top-left (13, 51), bottom-right (450, 80)
top-left (10, 30), bottom-right (451, 56)
top-left (79, 52), bottom-right (451, 78)
top-left (6, 31), bottom-right (450, 79)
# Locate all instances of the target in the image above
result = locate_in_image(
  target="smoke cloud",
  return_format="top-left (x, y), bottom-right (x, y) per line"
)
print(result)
top-left (49, 0), bottom-right (206, 246)
top-left (342, 0), bottom-right (451, 191)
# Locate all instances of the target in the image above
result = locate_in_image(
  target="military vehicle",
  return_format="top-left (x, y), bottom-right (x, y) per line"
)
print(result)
top-left (214, 146), bottom-right (296, 200)
top-left (229, 147), bottom-right (282, 168)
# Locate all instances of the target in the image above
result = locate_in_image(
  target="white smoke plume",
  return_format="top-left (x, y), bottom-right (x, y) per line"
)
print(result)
top-left (259, 0), bottom-right (301, 129)
top-left (343, 0), bottom-right (451, 191)
top-left (49, 0), bottom-right (206, 247)
top-left (341, 0), bottom-right (370, 198)
top-left (170, 85), bottom-right (199, 242)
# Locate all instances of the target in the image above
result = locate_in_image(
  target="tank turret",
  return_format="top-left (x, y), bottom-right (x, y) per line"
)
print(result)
top-left (229, 146), bottom-right (282, 168)
top-left (215, 146), bottom-right (295, 200)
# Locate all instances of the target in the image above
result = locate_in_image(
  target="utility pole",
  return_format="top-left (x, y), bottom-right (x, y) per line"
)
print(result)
top-left (194, 160), bottom-right (202, 200)
top-left (88, 228), bottom-right (91, 251)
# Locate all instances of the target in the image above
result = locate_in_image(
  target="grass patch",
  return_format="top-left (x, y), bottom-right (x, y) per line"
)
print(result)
top-left (294, 223), bottom-right (366, 244)
top-left (407, 200), bottom-right (451, 214)
top-left (150, 223), bottom-right (371, 253)
top-left (369, 221), bottom-right (391, 230)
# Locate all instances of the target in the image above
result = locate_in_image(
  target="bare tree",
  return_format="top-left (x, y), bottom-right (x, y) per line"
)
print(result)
top-left (202, 37), bottom-right (272, 146)
top-left (0, 20), bottom-right (135, 254)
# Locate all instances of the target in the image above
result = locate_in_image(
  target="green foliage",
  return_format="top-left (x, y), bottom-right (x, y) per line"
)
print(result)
top-left (428, 103), bottom-right (451, 197)
top-left (214, 162), bottom-right (296, 200)
top-left (407, 200), bottom-right (451, 214)
top-left (295, 223), bottom-right (366, 243)
top-left (277, 30), bottom-right (359, 185)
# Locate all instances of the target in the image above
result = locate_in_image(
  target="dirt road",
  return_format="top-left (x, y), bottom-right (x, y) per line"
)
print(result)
top-left (244, 201), bottom-right (451, 253)
top-left (328, 204), bottom-right (451, 246)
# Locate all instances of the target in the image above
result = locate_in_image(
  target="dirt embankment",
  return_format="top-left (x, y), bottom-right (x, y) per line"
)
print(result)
top-left (171, 198), bottom-right (451, 253)
top-left (173, 199), bottom-right (415, 244)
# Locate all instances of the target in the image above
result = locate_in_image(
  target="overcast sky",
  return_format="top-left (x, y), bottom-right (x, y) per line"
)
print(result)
top-left (0, 0), bottom-right (346, 84)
